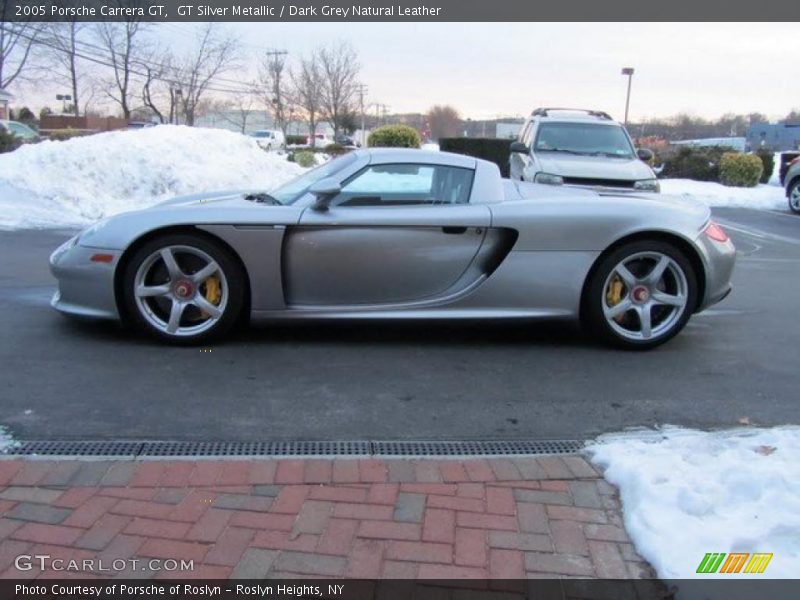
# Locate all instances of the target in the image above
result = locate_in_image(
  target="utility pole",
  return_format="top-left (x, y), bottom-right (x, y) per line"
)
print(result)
top-left (356, 83), bottom-right (368, 146)
top-left (621, 67), bottom-right (634, 127)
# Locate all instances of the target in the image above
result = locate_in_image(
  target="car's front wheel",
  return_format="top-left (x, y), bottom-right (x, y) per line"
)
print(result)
top-left (584, 240), bottom-right (698, 350)
top-left (122, 234), bottom-right (245, 344)
top-left (788, 179), bottom-right (800, 214)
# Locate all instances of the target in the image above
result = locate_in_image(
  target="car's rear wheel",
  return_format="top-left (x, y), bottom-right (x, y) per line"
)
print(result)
top-left (788, 179), bottom-right (800, 214)
top-left (122, 234), bottom-right (245, 344)
top-left (584, 240), bottom-right (697, 350)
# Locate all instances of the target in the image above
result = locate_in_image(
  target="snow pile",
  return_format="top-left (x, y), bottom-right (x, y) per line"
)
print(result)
top-left (0, 125), bottom-right (304, 230)
top-left (660, 179), bottom-right (785, 210)
top-left (588, 427), bottom-right (800, 579)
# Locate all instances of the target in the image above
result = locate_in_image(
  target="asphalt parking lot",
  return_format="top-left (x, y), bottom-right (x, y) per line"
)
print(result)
top-left (1, 207), bottom-right (798, 443)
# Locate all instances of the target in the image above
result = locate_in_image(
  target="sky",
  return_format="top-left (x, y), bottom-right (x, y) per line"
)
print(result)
top-left (17, 21), bottom-right (799, 122)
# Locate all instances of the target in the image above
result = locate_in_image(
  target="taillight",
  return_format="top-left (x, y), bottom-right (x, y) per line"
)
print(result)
top-left (704, 221), bottom-right (728, 243)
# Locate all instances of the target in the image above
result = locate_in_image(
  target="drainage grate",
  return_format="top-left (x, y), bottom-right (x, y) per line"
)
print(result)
top-left (7, 440), bottom-right (142, 457)
top-left (372, 439), bottom-right (583, 457)
top-left (3, 439), bottom-right (583, 458)
top-left (139, 440), bottom-right (371, 457)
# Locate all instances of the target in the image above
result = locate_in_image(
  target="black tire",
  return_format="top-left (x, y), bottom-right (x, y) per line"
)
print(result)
top-left (122, 233), bottom-right (246, 345)
top-left (788, 178), bottom-right (800, 214)
top-left (583, 240), bottom-right (698, 350)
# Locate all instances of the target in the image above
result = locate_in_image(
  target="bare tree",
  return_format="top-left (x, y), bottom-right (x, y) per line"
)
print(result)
top-left (138, 48), bottom-right (176, 123)
top-left (258, 51), bottom-right (290, 140)
top-left (318, 42), bottom-right (359, 138)
top-left (291, 52), bottom-right (324, 146)
top-left (175, 23), bottom-right (238, 126)
top-left (210, 95), bottom-right (257, 134)
top-left (45, 22), bottom-right (90, 116)
top-left (0, 5), bottom-right (42, 89)
top-left (94, 20), bottom-right (144, 119)
top-left (428, 105), bottom-right (462, 140)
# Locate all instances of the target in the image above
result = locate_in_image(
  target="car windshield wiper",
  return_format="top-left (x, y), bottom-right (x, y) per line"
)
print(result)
top-left (587, 151), bottom-right (633, 158)
top-left (539, 148), bottom-right (589, 155)
top-left (243, 192), bottom-right (282, 205)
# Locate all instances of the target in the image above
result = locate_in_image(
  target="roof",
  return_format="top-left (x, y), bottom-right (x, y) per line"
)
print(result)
top-left (0, 89), bottom-right (13, 100)
top-left (358, 147), bottom-right (477, 169)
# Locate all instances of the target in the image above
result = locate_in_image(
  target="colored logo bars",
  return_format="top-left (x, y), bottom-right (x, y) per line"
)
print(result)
top-left (696, 552), bottom-right (773, 574)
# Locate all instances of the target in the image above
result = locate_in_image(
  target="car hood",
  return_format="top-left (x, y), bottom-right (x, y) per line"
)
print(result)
top-left (537, 154), bottom-right (654, 181)
top-left (77, 190), bottom-right (303, 250)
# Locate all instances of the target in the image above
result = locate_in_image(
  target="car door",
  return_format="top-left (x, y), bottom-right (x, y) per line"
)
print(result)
top-left (283, 162), bottom-right (491, 307)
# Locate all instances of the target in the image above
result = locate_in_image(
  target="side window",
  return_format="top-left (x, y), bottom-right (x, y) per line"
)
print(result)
top-left (332, 164), bottom-right (474, 207)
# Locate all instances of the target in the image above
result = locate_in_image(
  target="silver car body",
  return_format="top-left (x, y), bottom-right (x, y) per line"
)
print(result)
top-left (509, 110), bottom-right (658, 193)
top-left (50, 148), bottom-right (734, 325)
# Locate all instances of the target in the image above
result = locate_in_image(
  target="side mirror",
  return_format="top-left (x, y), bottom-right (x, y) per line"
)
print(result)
top-left (637, 148), bottom-right (654, 162)
top-left (509, 141), bottom-right (530, 154)
top-left (309, 177), bottom-right (341, 211)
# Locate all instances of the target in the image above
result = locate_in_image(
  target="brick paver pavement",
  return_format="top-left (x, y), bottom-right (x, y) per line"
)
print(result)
top-left (0, 456), bottom-right (654, 580)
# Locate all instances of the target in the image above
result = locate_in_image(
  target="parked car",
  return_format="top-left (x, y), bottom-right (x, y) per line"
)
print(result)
top-left (307, 132), bottom-right (334, 148)
top-left (0, 119), bottom-right (40, 142)
top-left (334, 134), bottom-right (358, 147)
top-left (509, 108), bottom-right (659, 193)
top-left (127, 121), bottom-right (157, 129)
top-left (784, 156), bottom-right (800, 214)
top-left (50, 148), bottom-right (735, 350)
top-left (249, 129), bottom-right (285, 151)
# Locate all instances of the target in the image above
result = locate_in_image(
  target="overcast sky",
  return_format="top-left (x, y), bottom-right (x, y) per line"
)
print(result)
top-left (25, 22), bottom-right (800, 121)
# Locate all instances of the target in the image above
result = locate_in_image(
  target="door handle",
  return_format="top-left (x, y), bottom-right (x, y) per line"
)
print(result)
top-left (441, 226), bottom-right (468, 234)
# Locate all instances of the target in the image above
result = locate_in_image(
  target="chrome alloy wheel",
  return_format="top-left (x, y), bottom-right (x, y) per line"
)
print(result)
top-left (601, 251), bottom-right (689, 341)
top-left (133, 245), bottom-right (228, 337)
top-left (790, 183), bottom-right (800, 213)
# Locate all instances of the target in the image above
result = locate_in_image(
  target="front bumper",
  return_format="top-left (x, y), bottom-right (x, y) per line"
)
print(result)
top-left (693, 231), bottom-right (736, 312)
top-left (49, 238), bottom-right (120, 320)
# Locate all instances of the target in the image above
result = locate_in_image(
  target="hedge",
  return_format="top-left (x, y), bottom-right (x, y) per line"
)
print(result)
top-left (286, 134), bottom-right (307, 145)
top-left (289, 150), bottom-right (316, 168)
top-left (0, 129), bottom-right (22, 154)
top-left (754, 149), bottom-right (774, 184)
top-left (659, 145), bottom-right (732, 182)
top-left (439, 138), bottom-right (512, 177)
top-left (367, 125), bottom-right (420, 148)
top-left (719, 153), bottom-right (763, 187)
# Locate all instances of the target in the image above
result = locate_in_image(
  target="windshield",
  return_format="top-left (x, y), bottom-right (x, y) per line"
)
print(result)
top-left (269, 152), bottom-right (358, 204)
top-left (534, 122), bottom-right (634, 158)
top-left (7, 122), bottom-right (37, 138)
top-left (251, 131), bottom-right (270, 138)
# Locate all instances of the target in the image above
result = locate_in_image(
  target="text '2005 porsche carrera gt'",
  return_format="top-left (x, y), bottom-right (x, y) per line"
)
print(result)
top-left (50, 149), bottom-right (735, 349)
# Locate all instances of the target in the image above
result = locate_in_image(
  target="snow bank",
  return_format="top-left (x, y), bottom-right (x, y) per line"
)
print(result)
top-left (588, 427), bottom-right (800, 579)
top-left (0, 125), bottom-right (304, 230)
top-left (660, 179), bottom-right (785, 210)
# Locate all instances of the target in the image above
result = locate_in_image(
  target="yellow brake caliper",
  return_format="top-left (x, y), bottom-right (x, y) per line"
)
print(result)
top-left (199, 275), bottom-right (221, 318)
top-left (606, 275), bottom-right (625, 323)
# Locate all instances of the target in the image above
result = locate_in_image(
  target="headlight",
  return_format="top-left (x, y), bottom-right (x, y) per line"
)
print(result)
top-left (77, 218), bottom-right (110, 245)
top-left (634, 179), bottom-right (660, 192)
top-left (534, 173), bottom-right (564, 185)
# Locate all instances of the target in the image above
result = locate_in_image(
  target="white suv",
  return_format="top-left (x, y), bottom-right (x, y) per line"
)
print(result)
top-left (509, 108), bottom-right (659, 193)
top-left (249, 129), bottom-right (285, 151)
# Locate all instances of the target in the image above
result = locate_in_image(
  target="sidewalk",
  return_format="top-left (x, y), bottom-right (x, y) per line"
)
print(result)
top-left (0, 455), bottom-right (654, 580)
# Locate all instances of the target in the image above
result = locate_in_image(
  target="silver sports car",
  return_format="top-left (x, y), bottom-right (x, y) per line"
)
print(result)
top-left (50, 148), bottom-right (735, 349)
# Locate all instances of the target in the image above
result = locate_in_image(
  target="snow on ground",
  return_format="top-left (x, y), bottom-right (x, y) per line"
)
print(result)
top-left (0, 125), bottom-right (304, 230)
top-left (588, 427), bottom-right (800, 579)
top-left (0, 425), bottom-right (16, 453)
top-left (660, 179), bottom-right (785, 210)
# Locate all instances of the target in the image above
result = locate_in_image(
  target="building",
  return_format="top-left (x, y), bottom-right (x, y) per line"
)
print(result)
top-left (195, 110), bottom-right (332, 137)
top-left (495, 122), bottom-right (523, 139)
top-left (0, 89), bottom-right (12, 120)
top-left (746, 123), bottom-right (800, 152)
top-left (671, 137), bottom-right (746, 152)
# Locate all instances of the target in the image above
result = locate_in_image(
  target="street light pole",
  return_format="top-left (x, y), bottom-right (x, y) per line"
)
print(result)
top-left (621, 67), bottom-right (634, 127)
